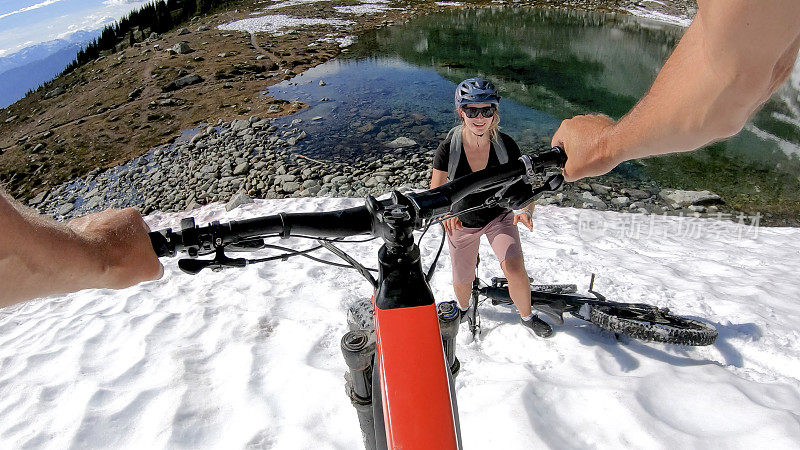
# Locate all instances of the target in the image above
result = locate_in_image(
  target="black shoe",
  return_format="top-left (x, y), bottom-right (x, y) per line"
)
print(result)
top-left (520, 315), bottom-right (554, 338)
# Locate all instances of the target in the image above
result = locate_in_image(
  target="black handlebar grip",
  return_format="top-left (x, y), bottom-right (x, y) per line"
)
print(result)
top-left (149, 230), bottom-right (174, 257)
top-left (551, 146), bottom-right (568, 168)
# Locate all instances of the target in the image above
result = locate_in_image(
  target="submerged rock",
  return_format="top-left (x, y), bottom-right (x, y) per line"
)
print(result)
top-left (386, 137), bottom-right (417, 148)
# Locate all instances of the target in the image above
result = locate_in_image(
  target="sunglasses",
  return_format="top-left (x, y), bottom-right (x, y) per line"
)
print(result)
top-left (462, 105), bottom-right (496, 118)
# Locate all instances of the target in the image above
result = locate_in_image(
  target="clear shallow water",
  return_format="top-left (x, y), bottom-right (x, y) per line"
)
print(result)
top-left (269, 7), bottom-right (800, 222)
top-left (266, 57), bottom-right (559, 161)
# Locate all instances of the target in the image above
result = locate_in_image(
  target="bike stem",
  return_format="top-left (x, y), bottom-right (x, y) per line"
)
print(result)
top-left (370, 190), bottom-right (436, 310)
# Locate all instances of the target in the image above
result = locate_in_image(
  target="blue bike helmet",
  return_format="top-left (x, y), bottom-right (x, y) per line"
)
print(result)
top-left (454, 77), bottom-right (500, 108)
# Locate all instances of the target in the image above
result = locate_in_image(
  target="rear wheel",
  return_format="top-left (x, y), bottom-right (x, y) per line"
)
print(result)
top-left (589, 304), bottom-right (717, 346)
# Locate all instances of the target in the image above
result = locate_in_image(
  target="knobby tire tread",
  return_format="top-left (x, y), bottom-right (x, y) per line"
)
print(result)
top-left (589, 304), bottom-right (717, 346)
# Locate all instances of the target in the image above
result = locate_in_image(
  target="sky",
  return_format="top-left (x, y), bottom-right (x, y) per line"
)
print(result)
top-left (0, 0), bottom-right (151, 57)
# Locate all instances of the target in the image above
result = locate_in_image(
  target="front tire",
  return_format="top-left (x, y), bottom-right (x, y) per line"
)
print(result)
top-left (589, 304), bottom-right (717, 346)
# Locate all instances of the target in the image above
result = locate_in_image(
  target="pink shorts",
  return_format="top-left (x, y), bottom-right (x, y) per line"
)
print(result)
top-left (447, 212), bottom-right (524, 285)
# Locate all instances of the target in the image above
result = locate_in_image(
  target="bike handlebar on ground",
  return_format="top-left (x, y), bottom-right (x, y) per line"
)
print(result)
top-left (149, 147), bottom-right (567, 259)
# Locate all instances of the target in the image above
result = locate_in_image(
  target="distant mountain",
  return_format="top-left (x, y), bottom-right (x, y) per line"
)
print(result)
top-left (0, 30), bottom-right (99, 108)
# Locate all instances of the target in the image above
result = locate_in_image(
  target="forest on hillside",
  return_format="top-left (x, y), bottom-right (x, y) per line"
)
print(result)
top-left (63, 0), bottom-right (235, 74)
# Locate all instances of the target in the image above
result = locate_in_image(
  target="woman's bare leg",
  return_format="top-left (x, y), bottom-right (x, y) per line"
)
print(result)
top-left (500, 256), bottom-right (532, 317)
top-left (453, 283), bottom-right (472, 309)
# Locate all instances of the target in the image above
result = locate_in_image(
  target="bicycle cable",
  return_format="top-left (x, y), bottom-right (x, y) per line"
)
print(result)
top-left (419, 201), bottom-right (503, 282)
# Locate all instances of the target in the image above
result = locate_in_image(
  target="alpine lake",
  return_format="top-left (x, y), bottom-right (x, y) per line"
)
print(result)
top-left (266, 7), bottom-right (800, 226)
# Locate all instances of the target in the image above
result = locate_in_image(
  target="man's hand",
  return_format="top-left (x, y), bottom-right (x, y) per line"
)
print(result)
top-left (551, 114), bottom-right (618, 182)
top-left (513, 211), bottom-right (533, 231)
top-left (1, 191), bottom-right (164, 307)
top-left (441, 215), bottom-right (463, 233)
top-left (68, 208), bottom-right (163, 290)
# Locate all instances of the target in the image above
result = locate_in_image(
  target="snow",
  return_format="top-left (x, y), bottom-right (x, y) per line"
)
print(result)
top-left (334, 4), bottom-right (394, 15)
top-left (435, 1), bottom-right (465, 6)
top-left (217, 14), bottom-right (353, 35)
top-left (264, 0), bottom-right (329, 10)
top-left (1, 196), bottom-right (799, 448)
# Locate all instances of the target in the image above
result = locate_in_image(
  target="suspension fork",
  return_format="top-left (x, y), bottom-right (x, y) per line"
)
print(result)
top-left (341, 329), bottom-right (378, 450)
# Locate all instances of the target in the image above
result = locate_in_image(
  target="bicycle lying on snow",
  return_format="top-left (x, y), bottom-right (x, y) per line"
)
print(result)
top-left (455, 272), bottom-right (718, 345)
top-left (149, 147), bottom-right (718, 449)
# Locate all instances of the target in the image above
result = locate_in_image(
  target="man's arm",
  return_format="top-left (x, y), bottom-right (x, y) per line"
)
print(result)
top-left (0, 190), bottom-right (162, 307)
top-left (553, 0), bottom-right (800, 181)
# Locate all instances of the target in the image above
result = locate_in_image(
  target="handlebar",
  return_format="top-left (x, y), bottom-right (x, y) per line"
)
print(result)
top-left (149, 147), bottom-right (567, 259)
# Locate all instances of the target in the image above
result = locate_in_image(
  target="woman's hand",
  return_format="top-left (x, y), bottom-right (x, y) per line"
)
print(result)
top-left (513, 211), bottom-right (534, 231)
top-left (441, 215), bottom-right (463, 233)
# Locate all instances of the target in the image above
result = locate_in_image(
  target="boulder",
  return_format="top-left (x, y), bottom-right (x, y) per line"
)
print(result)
top-left (688, 205), bottom-right (707, 213)
top-left (580, 191), bottom-right (607, 210)
top-left (233, 162), bottom-right (250, 176)
top-left (621, 188), bottom-right (650, 200)
top-left (225, 192), bottom-right (253, 211)
top-left (177, 28), bottom-right (190, 35)
top-left (231, 119), bottom-right (250, 131)
top-left (611, 196), bottom-right (630, 207)
top-left (84, 196), bottom-right (103, 210)
top-left (590, 183), bottom-right (611, 196)
top-left (128, 87), bottom-right (143, 100)
top-left (56, 202), bottom-right (75, 216)
top-left (44, 87), bottom-right (66, 99)
top-left (171, 42), bottom-right (194, 54)
top-left (275, 174), bottom-right (296, 183)
top-left (365, 176), bottom-right (387, 187)
top-left (28, 191), bottom-right (47, 206)
top-left (658, 189), bottom-right (723, 208)
top-left (162, 74), bottom-right (204, 92)
top-left (282, 181), bottom-right (301, 193)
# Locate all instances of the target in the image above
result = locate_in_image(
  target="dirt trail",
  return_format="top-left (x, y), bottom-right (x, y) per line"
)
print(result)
top-left (250, 33), bottom-right (282, 68)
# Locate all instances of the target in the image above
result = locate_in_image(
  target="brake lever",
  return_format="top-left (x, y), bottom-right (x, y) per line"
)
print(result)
top-left (177, 248), bottom-right (247, 274)
top-left (494, 173), bottom-right (565, 210)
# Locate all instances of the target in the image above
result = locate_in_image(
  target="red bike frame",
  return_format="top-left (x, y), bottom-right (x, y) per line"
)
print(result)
top-left (373, 302), bottom-right (460, 449)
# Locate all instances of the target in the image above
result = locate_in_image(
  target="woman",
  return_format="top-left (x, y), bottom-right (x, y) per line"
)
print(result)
top-left (429, 77), bottom-right (552, 338)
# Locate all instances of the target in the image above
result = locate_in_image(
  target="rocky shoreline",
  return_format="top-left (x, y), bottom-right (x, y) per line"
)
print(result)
top-left (30, 115), bottom-right (741, 224)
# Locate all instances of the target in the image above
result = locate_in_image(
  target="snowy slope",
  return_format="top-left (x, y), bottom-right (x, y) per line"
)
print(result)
top-left (1, 197), bottom-right (799, 449)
